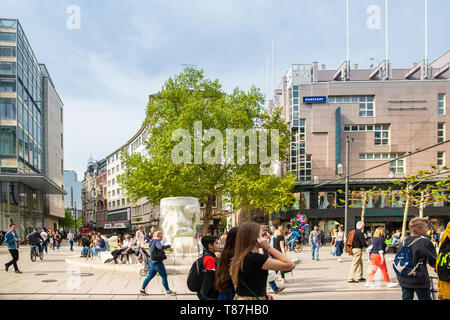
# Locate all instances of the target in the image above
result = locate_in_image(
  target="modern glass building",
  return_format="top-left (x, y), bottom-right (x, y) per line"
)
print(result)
top-left (0, 18), bottom-right (65, 236)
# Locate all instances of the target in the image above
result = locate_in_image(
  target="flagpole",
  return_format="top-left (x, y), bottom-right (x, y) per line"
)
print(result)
top-left (346, 0), bottom-right (349, 80)
top-left (385, 0), bottom-right (389, 79)
top-left (425, 0), bottom-right (428, 79)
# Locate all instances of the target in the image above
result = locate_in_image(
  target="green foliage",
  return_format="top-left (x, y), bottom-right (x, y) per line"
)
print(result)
top-left (117, 67), bottom-right (295, 228)
top-left (59, 209), bottom-right (75, 231)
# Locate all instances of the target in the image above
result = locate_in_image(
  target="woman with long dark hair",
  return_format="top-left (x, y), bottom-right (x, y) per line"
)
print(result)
top-left (230, 222), bottom-right (295, 300)
top-left (215, 227), bottom-right (238, 300)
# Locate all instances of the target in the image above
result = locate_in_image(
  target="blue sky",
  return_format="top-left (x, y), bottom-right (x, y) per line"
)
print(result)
top-left (2, 0), bottom-right (449, 179)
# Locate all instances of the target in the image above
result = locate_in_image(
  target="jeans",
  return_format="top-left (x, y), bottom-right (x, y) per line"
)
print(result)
top-left (69, 240), bottom-right (74, 251)
top-left (36, 243), bottom-right (43, 254)
top-left (289, 238), bottom-right (299, 251)
top-left (401, 287), bottom-right (431, 300)
top-left (93, 247), bottom-right (106, 256)
top-left (6, 249), bottom-right (19, 271)
top-left (81, 246), bottom-right (89, 257)
top-left (311, 243), bottom-right (320, 259)
top-left (268, 280), bottom-right (279, 292)
top-left (56, 242), bottom-right (60, 249)
top-left (42, 239), bottom-right (48, 253)
top-left (142, 261), bottom-right (169, 291)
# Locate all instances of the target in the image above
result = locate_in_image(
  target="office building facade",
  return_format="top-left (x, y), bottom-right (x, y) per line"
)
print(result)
top-left (270, 52), bottom-right (450, 236)
top-left (0, 18), bottom-right (65, 236)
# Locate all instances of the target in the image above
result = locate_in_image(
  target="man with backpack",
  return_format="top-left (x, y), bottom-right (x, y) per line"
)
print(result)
top-left (394, 217), bottom-right (437, 300)
top-left (187, 235), bottom-right (219, 300)
top-left (347, 221), bottom-right (368, 283)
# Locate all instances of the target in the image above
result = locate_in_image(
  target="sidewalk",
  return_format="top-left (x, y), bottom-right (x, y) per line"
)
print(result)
top-left (0, 241), bottom-right (436, 300)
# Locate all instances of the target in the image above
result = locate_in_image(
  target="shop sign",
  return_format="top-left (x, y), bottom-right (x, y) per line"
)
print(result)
top-left (104, 224), bottom-right (112, 229)
top-left (303, 96), bottom-right (327, 104)
top-left (113, 223), bottom-right (126, 229)
top-left (364, 208), bottom-right (405, 216)
top-left (132, 217), bottom-right (143, 223)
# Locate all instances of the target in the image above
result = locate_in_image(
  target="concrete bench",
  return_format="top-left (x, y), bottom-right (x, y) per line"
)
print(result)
top-left (99, 250), bottom-right (139, 264)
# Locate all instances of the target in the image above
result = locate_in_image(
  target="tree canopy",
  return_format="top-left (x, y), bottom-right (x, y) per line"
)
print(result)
top-left (118, 68), bottom-right (295, 233)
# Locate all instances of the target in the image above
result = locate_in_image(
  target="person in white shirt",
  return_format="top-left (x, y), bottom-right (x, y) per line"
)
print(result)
top-left (135, 226), bottom-right (149, 261)
top-left (67, 230), bottom-right (74, 251)
top-left (41, 228), bottom-right (49, 254)
top-left (121, 234), bottom-right (135, 264)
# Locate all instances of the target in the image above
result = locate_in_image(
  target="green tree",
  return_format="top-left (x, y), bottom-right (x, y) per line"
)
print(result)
top-left (59, 209), bottom-right (75, 231)
top-left (337, 187), bottom-right (378, 223)
top-left (389, 164), bottom-right (450, 240)
top-left (118, 67), bottom-right (294, 234)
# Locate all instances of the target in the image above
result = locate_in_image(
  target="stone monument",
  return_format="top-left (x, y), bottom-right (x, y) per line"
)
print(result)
top-left (160, 197), bottom-right (200, 265)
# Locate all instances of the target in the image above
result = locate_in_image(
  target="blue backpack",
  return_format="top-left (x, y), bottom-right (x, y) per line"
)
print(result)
top-left (393, 236), bottom-right (425, 276)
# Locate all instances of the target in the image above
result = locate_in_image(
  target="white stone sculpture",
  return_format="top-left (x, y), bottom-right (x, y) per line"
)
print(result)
top-left (160, 197), bottom-right (200, 258)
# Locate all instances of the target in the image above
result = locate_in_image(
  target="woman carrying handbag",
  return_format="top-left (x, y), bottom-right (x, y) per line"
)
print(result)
top-left (139, 231), bottom-right (176, 296)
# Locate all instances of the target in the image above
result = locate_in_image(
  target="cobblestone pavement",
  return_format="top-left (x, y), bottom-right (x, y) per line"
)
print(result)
top-left (0, 241), bottom-right (437, 300)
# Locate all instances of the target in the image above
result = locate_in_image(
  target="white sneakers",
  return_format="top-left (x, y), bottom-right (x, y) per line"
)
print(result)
top-left (387, 282), bottom-right (399, 288)
top-left (338, 257), bottom-right (342, 262)
top-left (365, 281), bottom-right (399, 288)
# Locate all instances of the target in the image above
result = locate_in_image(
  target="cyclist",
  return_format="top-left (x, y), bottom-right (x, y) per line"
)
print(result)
top-left (27, 227), bottom-right (44, 254)
top-left (287, 229), bottom-right (300, 251)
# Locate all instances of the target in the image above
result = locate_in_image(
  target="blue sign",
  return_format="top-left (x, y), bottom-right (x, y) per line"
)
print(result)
top-left (303, 96), bottom-right (327, 104)
top-left (335, 107), bottom-right (341, 174)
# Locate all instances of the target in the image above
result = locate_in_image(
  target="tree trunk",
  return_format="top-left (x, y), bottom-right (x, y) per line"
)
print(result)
top-left (201, 196), bottom-right (214, 235)
top-left (361, 193), bottom-right (368, 223)
top-left (419, 192), bottom-right (425, 218)
top-left (401, 193), bottom-right (410, 240)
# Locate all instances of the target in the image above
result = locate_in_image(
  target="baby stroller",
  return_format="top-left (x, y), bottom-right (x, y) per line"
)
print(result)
top-left (138, 247), bottom-right (150, 276)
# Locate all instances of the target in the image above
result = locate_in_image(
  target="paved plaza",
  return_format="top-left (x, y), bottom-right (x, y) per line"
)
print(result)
top-left (0, 241), bottom-right (437, 300)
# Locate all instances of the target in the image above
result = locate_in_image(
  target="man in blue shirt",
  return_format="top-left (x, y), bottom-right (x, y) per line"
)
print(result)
top-left (309, 226), bottom-right (321, 261)
top-left (5, 223), bottom-right (22, 273)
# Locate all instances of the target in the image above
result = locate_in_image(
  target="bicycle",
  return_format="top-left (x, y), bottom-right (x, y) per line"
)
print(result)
top-left (30, 244), bottom-right (43, 262)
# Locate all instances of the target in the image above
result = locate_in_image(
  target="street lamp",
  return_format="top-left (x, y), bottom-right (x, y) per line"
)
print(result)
top-left (74, 201), bottom-right (77, 234)
top-left (344, 136), bottom-right (354, 240)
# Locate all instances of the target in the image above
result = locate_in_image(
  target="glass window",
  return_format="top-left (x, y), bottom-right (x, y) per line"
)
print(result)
top-left (0, 62), bottom-right (16, 75)
top-left (367, 154), bottom-right (374, 160)
top-left (0, 79), bottom-right (16, 92)
top-left (351, 97), bottom-right (359, 102)
top-left (438, 94), bottom-right (445, 115)
top-left (359, 154), bottom-right (366, 160)
top-left (438, 123), bottom-right (445, 143)
top-left (336, 97), bottom-right (343, 103)
top-left (351, 125), bottom-right (358, 131)
top-left (344, 125), bottom-right (351, 131)
top-left (367, 125), bottom-right (374, 131)
top-left (328, 97), bottom-right (335, 103)
top-left (437, 152), bottom-right (445, 167)
top-left (390, 153), bottom-right (405, 174)
top-left (0, 32), bottom-right (16, 42)
top-left (0, 127), bottom-right (16, 155)
top-left (0, 98), bottom-right (16, 120)
top-left (359, 125), bottom-right (366, 131)
top-left (293, 91), bottom-right (299, 98)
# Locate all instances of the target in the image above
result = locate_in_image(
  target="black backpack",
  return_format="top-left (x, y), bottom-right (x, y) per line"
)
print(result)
top-left (437, 237), bottom-right (450, 282)
top-left (187, 257), bottom-right (204, 292)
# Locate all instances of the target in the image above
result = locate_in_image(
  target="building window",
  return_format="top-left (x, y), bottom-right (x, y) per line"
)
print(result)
top-left (60, 133), bottom-right (63, 149)
top-left (112, 178), bottom-right (115, 185)
top-left (359, 96), bottom-right (374, 117)
top-left (122, 199), bottom-right (125, 206)
top-left (437, 152), bottom-right (445, 167)
top-left (389, 153), bottom-right (405, 174)
top-left (61, 159), bottom-right (63, 175)
top-left (0, 98), bottom-right (16, 120)
top-left (112, 167), bottom-right (115, 175)
top-left (108, 169), bottom-right (110, 176)
top-left (116, 165), bottom-right (119, 172)
top-left (116, 153), bottom-right (119, 160)
top-left (0, 127), bottom-right (16, 155)
top-left (0, 78), bottom-right (16, 92)
top-left (374, 125), bottom-right (389, 145)
top-left (438, 123), bottom-right (445, 143)
top-left (438, 94), bottom-right (445, 115)
top-left (60, 107), bottom-right (63, 123)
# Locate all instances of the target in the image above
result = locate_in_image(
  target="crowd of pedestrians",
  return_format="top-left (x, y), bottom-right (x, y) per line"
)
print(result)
top-left (2, 217), bottom-right (449, 301)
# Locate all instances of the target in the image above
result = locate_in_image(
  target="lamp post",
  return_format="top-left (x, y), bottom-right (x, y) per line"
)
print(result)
top-left (344, 136), bottom-right (354, 240)
top-left (74, 201), bottom-right (77, 234)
